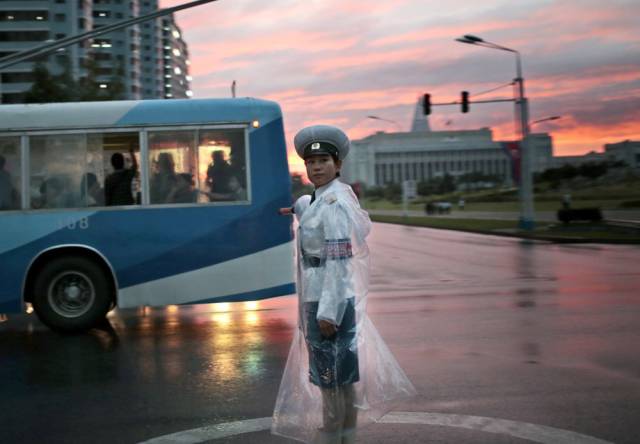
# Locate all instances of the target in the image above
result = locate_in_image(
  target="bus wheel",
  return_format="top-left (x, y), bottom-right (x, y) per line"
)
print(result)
top-left (32, 256), bottom-right (112, 333)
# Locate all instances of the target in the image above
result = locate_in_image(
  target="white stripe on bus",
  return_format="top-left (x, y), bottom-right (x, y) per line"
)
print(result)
top-left (118, 241), bottom-right (295, 308)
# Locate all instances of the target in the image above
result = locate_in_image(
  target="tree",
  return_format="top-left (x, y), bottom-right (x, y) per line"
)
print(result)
top-left (55, 55), bottom-right (80, 99)
top-left (365, 186), bottom-right (385, 199)
top-left (77, 56), bottom-right (125, 101)
top-left (417, 174), bottom-right (457, 196)
top-left (24, 63), bottom-right (68, 103)
top-left (383, 183), bottom-right (402, 202)
top-left (23, 56), bottom-right (126, 103)
top-left (537, 161), bottom-right (613, 184)
top-left (578, 162), bottom-right (607, 179)
top-left (438, 173), bottom-right (456, 194)
top-left (538, 164), bottom-right (578, 183)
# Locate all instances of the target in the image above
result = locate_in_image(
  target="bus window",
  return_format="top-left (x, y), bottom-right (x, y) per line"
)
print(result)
top-left (29, 132), bottom-right (140, 209)
top-left (93, 132), bottom-right (139, 206)
top-left (30, 134), bottom-right (85, 209)
top-left (199, 129), bottom-right (247, 202)
top-left (148, 130), bottom-right (197, 204)
top-left (0, 137), bottom-right (21, 211)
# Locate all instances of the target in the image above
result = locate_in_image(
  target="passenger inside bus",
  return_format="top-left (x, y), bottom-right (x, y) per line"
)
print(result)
top-left (0, 154), bottom-right (19, 211)
top-left (150, 152), bottom-right (177, 204)
top-left (38, 176), bottom-right (74, 209)
top-left (167, 173), bottom-right (197, 203)
top-left (227, 175), bottom-right (247, 201)
top-left (81, 172), bottom-right (105, 207)
top-left (201, 174), bottom-right (246, 202)
top-left (105, 148), bottom-right (138, 206)
top-left (205, 150), bottom-right (232, 197)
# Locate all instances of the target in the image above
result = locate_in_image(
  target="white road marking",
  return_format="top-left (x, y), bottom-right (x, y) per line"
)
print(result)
top-left (382, 412), bottom-right (613, 444)
top-left (138, 411), bottom-right (614, 444)
top-left (139, 417), bottom-right (272, 444)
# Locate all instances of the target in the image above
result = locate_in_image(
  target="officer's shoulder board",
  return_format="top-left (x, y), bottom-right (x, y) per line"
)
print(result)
top-left (323, 192), bottom-right (337, 204)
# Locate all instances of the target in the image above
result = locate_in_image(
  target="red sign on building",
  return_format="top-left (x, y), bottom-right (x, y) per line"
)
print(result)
top-left (501, 141), bottom-right (521, 185)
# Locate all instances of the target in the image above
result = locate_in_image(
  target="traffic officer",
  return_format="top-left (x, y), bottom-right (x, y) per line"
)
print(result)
top-left (272, 125), bottom-right (416, 444)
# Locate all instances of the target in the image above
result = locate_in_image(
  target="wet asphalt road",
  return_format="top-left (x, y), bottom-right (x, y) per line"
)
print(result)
top-left (2, 223), bottom-right (640, 443)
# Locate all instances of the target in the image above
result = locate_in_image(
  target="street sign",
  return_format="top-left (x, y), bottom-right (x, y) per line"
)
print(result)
top-left (403, 180), bottom-right (417, 200)
top-left (402, 180), bottom-right (416, 218)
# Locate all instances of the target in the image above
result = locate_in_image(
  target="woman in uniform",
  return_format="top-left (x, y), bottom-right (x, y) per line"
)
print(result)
top-left (273, 125), bottom-right (416, 444)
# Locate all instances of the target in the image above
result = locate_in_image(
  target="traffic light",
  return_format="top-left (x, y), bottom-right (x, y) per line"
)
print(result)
top-left (461, 91), bottom-right (469, 113)
top-left (422, 93), bottom-right (431, 115)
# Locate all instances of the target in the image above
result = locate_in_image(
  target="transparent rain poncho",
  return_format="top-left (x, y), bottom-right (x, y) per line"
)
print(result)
top-left (272, 179), bottom-right (416, 443)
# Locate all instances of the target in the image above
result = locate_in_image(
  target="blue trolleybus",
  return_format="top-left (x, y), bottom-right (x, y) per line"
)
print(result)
top-left (0, 98), bottom-right (295, 331)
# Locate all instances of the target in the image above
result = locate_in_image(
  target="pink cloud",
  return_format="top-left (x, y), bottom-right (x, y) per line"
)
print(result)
top-left (308, 46), bottom-right (427, 73)
top-left (369, 18), bottom-right (530, 48)
top-left (160, 0), bottom-right (640, 167)
top-left (528, 66), bottom-right (640, 100)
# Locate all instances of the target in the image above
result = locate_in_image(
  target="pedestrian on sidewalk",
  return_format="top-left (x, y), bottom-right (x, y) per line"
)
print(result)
top-left (272, 125), bottom-right (416, 444)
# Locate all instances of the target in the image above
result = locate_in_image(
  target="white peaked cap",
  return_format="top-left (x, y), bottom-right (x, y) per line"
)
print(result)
top-left (294, 125), bottom-right (350, 160)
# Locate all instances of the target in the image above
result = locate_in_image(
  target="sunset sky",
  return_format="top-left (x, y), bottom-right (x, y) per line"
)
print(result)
top-left (162, 0), bottom-right (640, 175)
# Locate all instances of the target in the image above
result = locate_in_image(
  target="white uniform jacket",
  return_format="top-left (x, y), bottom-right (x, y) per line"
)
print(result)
top-left (297, 179), bottom-right (371, 326)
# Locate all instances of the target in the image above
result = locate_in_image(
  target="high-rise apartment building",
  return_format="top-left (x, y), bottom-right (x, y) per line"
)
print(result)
top-left (90, 0), bottom-right (142, 99)
top-left (139, 0), bottom-right (163, 99)
top-left (1, 0), bottom-right (93, 103)
top-left (161, 16), bottom-right (190, 99)
top-left (0, 0), bottom-right (191, 103)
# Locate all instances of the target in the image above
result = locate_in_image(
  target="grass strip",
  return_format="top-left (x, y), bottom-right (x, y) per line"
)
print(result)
top-left (370, 214), bottom-right (519, 231)
top-left (363, 199), bottom-right (639, 212)
top-left (370, 215), bottom-right (640, 244)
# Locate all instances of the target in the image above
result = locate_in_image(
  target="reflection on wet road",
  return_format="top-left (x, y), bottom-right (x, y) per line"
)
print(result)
top-left (1, 297), bottom-right (298, 443)
top-left (1, 223), bottom-right (640, 443)
top-left (367, 225), bottom-right (640, 380)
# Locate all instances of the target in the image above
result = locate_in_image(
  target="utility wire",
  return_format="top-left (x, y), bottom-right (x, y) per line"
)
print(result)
top-left (471, 81), bottom-right (515, 98)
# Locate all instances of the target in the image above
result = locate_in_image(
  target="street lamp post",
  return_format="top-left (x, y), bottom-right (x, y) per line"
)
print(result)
top-left (456, 34), bottom-right (535, 230)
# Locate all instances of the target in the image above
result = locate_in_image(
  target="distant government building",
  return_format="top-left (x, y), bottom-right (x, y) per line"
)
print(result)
top-left (0, 0), bottom-right (191, 103)
top-left (341, 100), bottom-right (553, 187)
top-left (553, 140), bottom-right (640, 171)
top-left (341, 99), bottom-right (639, 187)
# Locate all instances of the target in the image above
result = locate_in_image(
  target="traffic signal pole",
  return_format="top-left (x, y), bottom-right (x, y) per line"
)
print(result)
top-left (423, 90), bottom-right (535, 230)
top-left (426, 92), bottom-right (534, 228)
top-left (424, 97), bottom-right (515, 111)
top-left (513, 54), bottom-right (534, 230)
top-left (425, 89), bottom-right (535, 230)
top-left (452, 34), bottom-right (535, 230)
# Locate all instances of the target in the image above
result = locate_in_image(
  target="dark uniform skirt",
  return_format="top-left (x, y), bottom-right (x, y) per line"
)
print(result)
top-left (304, 298), bottom-right (359, 389)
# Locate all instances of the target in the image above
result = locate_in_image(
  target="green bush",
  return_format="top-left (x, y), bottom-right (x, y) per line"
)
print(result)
top-left (618, 200), bottom-right (640, 208)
